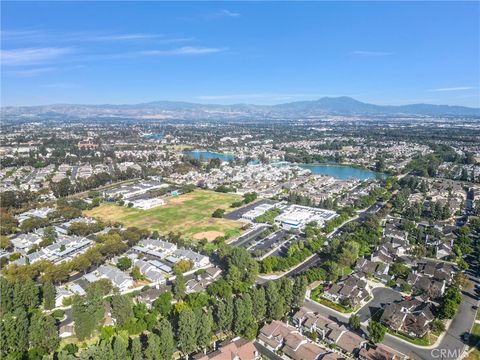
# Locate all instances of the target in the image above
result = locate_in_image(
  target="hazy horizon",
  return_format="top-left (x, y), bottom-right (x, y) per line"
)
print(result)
top-left (1, 2), bottom-right (479, 107)
top-left (2, 95), bottom-right (480, 109)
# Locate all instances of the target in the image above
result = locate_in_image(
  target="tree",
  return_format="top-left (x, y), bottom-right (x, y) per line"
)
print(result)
top-left (3, 312), bottom-right (18, 353)
top-left (14, 278), bottom-right (40, 310)
top-left (42, 281), bottom-right (56, 310)
top-left (349, 314), bottom-right (361, 330)
top-left (226, 247), bottom-right (259, 290)
top-left (177, 308), bottom-right (198, 356)
top-left (153, 291), bottom-right (173, 317)
top-left (72, 289), bottom-right (105, 340)
top-left (29, 312), bottom-right (60, 353)
top-left (0, 211), bottom-right (18, 234)
top-left (207, 278), bottom-right (233, 299)
top-left (389, 261), bottom-right (411, 279)
top-left (243, 192), bottom-right (257, 204)
top-left (197, 310), bottom-right (213, 351)
top-left (216, 298), bottom-right (234, 332)
top-left (130, 266), bottom-right (143, 281)
top-left (111, 294), bottom-right (134, 327)
top-left (233, 294), bottom-right (257, 340)
top-left (324, 261), bottom-right (340, 283)
top-left (251, 286), bottom-right (267, 321)
top-left (157, 318), bottom-right (175, 360)
top-left (265, 281), bottom-right (284, 320)
top-left (52, 178), bottom-right (72, 198)
top-left (212, 208), bottom-right (225, 218)
top-left (367, 321), bottom-right (386, 344)
top-left (174, 273), bottom-right (186, 300)
top-left (112, 335), bottom-right (128, 359)
top-left (130, 336), bottom-right (143, 360)
top-left (431, 319), bottom-right (446, 333)
top-left (339, 241), bottom-right (360, 268)
top-left (292, 276), bottom-right (308, 308)
top-left (145, 333), bottom-right (161, 360)
top-left (117, 257), bottom-right (132, 271)
top-left (279, 278), bottom-right (293, 311)
top-left (0, 235), bottom-right (12, 249)
top-left (173, 259), bottom-right (193, 274)
top-left (15, 307), bottom-right (30, 352)
top-left (439, 299), bottom-right (458, 319)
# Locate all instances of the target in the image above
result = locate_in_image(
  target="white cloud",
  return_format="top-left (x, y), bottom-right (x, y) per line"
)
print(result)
top-left (201, 9), bottom-right (241, 20)
top-left (40, 83), bottom-right (80, 89)
top-left (429, 86), bottom-right (474, 92)
top-left (139, 46), bottom-right (226, 56)
top-left (351, 50), bottom-right (394, 56)
top-left (3, 67), bottom-right (56, 77)
top-left (1, 47), bottom-right (74, 66)
top-left (219, 10), bottom-right (240, 17)
top-left (1, 29), bottom-right (191, 44)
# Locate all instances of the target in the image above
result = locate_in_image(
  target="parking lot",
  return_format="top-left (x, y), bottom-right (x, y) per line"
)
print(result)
top-left (356, 287), bottom-right (403, 323)
top-left (228, 224), bottom-right (270, 247)
top-left (224, 199), bottom-right (276, 221)
top-left (249, 230), bottom-right (291, 258)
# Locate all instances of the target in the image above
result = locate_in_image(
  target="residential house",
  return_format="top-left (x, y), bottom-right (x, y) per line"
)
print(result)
top-left (380, 299), bottom-right (435, 338)
top-left (324, 274), bottom-right (370, 308)
top-left (355, 258), bottom-right (390, 282)
top-left (258, 320), bottom-right (327, 360)
top-left (84, 265), bottom-right (134, 292)
top-left (193, 337), bottom-right (260, 360)
top-left (359, 344), bottom-right (407, 360)
top-left (186, 267), bottom-right (222, 293)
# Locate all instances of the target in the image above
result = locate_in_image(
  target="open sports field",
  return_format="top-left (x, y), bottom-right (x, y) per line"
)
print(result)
top-left (84, 189), bottom-right (244, 241)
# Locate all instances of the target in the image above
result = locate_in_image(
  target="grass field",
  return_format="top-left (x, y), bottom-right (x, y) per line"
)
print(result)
top-left (84, 189), bottom-right (244, 241)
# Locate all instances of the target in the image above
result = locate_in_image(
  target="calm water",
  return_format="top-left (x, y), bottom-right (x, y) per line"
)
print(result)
top-left (185, 151), bottom-right (382, 180)
top-left (297, 163), bottom-right (382, 180)
top-left (184, 151), bottom-right (235, 162)
top-left (142, 133), bottom-right (163, 140)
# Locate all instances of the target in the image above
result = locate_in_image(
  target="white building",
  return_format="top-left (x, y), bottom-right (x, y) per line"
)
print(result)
top-left (275, 205), bottom-right (337, 230)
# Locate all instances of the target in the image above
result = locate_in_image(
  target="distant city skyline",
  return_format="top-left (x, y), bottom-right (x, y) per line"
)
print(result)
top-left (1, 1), bottom-right (479, 107)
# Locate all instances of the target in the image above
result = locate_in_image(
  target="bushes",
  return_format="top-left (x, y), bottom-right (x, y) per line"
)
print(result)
top-left (255, 208), bottom-right (282, 224)
top-left (260, 236), bottom-right (325, 273)
top-left (438, 286), bottom-right (462, 319)
top-left (212, 208), bottom-right (225, 218)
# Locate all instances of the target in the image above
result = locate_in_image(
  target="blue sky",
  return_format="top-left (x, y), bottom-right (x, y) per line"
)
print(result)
top-left (1, 1), bottom-right (479, 107)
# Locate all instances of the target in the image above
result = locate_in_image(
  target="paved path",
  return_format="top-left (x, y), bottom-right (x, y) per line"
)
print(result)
top-left (304, 287), bottom-right (478, 360)
top-left (356, 287), bottom-right (403, 323)
top-left (254, 342), bottom-right (284, 360)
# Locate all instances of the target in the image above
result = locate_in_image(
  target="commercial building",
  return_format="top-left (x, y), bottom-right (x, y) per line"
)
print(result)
top-left (274, 205), bottom-right (337, 230)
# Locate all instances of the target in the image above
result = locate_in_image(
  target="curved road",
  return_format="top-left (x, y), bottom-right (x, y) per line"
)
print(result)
top-left (304, 284), bottom-right (478, 360)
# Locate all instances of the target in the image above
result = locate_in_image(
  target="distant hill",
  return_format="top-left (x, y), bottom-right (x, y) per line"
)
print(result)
top-left (272, 97), bottom-right (480, 116)
top-left (2, 96), bottom-right (479, 120)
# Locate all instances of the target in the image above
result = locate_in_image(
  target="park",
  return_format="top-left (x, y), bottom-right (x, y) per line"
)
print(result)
top-left (84, 189), bottom-right (244, 241)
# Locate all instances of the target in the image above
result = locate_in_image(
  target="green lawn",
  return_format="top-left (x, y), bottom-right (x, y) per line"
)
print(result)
top-left (468, 323), bottom-right (480, 348)
top-left (85, 189), bottom-right (244, 241)
top-left (387, 329), bottom-right (432, 346)
top-left (310, 286), bottom-right (353, 313)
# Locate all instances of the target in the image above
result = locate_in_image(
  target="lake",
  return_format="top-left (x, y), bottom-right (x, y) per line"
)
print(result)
top-left (296, 163), bottom-right (382, 180)
top-left (184, 151), bottom-right (236, 162)
top-left (185, 151), bottom-right (382, 180)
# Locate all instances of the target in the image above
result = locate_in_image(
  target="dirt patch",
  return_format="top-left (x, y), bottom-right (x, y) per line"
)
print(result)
top-left (166, 194), bottom-right (193, 205)
top-left (193, 231), bottom-right (224, 242)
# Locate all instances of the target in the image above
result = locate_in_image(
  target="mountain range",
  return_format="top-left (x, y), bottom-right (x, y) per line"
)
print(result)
top-left (2, 97), bottom-right (479, 120)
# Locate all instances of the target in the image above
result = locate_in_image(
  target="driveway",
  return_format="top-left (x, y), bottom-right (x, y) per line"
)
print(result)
top-left (382, 290), bottom-right (477, 359)
top-left (304, 287), bottom-right (478, 360)
top-left (357, 287), bottom-right (404, 323)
